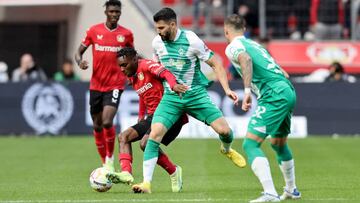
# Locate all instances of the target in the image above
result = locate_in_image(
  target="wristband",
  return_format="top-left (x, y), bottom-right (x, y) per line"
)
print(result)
top-left (244, 87), bottom-right (251, 94)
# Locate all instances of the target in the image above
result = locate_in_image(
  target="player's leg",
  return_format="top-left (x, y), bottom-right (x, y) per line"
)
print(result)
top-left (101, 89), bottom-right (123, 172)
top-left (209, 117), bottom-right (246, 168)
top-left (269, 87), bottom-right (300, 200)
top-left (132, 123), bottom-right (168, 194)
top-left (107, 117), bottom-right (152, 185)
top-left (156, 116), bottom-right (186, 192)
top-left (184, 88), bottom-right (246, 168)
top-left (140, 134), bottom-right (176, 176)
top-left (132, 94), bottom-right (182, 193)
top-left (243, 133), bottom-right (280, 202)
top-left (89, 90), bottom-right (106, 164)
top-left (270, 137), bottom-right (301, 200)
top-left (245, 100), bottom-right (282, 202)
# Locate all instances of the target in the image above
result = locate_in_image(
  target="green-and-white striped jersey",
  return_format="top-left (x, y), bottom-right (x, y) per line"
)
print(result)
top-left (225, 36), bottom-right (292, 98)
top-left (152, 29), bottom-right (214, 93)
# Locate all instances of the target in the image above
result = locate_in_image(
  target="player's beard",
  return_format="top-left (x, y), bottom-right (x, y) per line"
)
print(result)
top-left (160, 30), bottom-right (171, 42)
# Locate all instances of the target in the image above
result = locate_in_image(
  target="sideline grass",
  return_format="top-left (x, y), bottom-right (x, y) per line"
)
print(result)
top-left (0, 136), bottom-right (359, 202)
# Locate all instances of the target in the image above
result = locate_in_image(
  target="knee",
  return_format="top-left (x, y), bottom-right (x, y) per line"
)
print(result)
top-left (118, 132), bottom-right (128, 145)
top-left (93, 124), bottom-right (102, 132)
top-left (217, 126), bottom-right (231, 136)
top-left (139, 138), bottom-right (147, 151)
top-left (242, 138), bottom-right (260, 152)
top-left (102, 120), bottom-right (113, 129)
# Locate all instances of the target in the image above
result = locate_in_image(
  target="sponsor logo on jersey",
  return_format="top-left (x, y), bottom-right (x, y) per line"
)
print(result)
top-left (95, 44), bottom-right (122, 52)
top-left (22, 83), bottom-right (74, 134)
top-left (137, 72), bottom-right (144, 80)
top-left (136, 82), bottom-right (153, 95)
top-left (117, 35), bottom-right (125, 42)
top-left (97, 35), bottom-right (103, 40)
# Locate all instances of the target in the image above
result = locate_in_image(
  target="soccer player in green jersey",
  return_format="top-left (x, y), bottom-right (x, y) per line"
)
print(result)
top-left (224, 14), bottom-right (301, 202)
top-left (132, 8), bottom-right (246, 194)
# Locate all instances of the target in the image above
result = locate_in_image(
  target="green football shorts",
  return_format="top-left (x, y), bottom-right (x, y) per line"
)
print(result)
top-left (247, 85), bottom-right (296, 139)
top-left (152, 88), bottom-right (223, 129)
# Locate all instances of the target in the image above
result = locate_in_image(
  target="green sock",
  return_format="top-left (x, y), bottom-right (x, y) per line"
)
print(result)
top-left (242, 138), bottom-right (265, 165)
top-left (219, 130), bottom-right (234, 151)
top-left (271, 143), bottom-right (293, 164)
top-left (144, 139), bottom-right (160, 161)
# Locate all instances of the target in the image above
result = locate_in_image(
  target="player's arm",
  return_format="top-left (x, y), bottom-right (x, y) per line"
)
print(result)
top-left (74, 44), bottom-right (89, 70)
top-left (148, 62), bottom-right (188, 97)
top-left (205, 56), bottom-right (239, 105)
top-left (237, 52), bottom-right (253, 111)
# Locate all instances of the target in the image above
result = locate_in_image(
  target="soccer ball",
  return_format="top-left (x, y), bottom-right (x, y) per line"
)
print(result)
top-left (89, 167), bottom-right (113, 192)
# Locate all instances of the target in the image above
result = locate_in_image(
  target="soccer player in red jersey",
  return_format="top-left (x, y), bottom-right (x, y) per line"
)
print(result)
top-left (74, 0), bottom-right (133, 172)
top-left (106, 47), bottom-right (188, 192)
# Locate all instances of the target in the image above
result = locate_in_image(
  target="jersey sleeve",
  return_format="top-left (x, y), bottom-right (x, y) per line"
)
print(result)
top-left (151, 37), bottom-right (160, 62)
top-left (225, 41), bottom-right (246, 63)
top-left (188, 31), bottom-right (214, 61)
top-left (81, 27), bottom-right (93, 47)
top-left (125, 31), bottom-right (134, 48)
top-left (146, 61), bottom-right (165, 77)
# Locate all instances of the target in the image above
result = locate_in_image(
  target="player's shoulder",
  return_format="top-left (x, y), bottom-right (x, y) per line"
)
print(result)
top-left (226, 37), bottom-right (246, 51)
top-left (88, 23), bottom-right (104, 31)
top-left (117, 25), bottom-right (133, 35)
top-left (182, 29), bottom-right (201, 41)
top-left (152, 35), bottom-right (163, 48)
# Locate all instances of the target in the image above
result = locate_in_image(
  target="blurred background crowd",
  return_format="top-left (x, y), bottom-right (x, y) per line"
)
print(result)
top-left (0, 0), bottom-right (359, 84)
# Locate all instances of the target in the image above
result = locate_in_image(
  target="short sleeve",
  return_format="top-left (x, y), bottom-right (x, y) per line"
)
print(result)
top-left (151, 37), bottom-right (160, 62)
top-left (188, 31), bottom-right (214, 61)
top-left (81, 27), bottom-right (93, 47)
top-left (125, 31), bottom-right (134, 48)
top-left (225, 41), bottom-right (246, 63)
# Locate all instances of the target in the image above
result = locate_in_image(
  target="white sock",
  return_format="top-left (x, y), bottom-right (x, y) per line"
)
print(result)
top-left (105, 155), bottom-right (114, 163)
top-left (279, 159), bottom-right (296, 191)
top-left (251, 157), bottom-right (278, 196)
top-left (143, 157), bottom-right (158, 183)
top-left (221, 142), bottom-right (232, 153)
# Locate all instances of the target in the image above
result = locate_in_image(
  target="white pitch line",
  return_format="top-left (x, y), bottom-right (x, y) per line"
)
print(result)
top-left (0, 198), bottom-right (358, 203)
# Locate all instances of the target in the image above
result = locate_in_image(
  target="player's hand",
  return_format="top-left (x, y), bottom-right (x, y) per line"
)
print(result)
top-left (225, 89), bottom-right (239, 106)
top-left (172, 84), bottom-right (188, 99)
top-left (242, 93), bottom-right (252, 111)
top-left (79, 60), bottom-right (89, 70)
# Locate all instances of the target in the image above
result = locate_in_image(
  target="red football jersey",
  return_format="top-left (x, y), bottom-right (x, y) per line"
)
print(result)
top-left (82, 23), bottom-right (134, 92)
top-left (129, 59), bottom-right (165, 116)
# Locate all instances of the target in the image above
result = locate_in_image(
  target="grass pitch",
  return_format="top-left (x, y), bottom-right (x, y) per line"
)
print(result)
top-left (0, 136), bottom-right (359, 202)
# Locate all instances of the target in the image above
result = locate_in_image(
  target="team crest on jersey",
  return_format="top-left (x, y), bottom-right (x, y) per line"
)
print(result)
top-left (21, 83), bottom-right (74, 134)
top-left (117, 35), bottom-right (125, 42)
top-left (178, 47), bottom-right (185, 56)
top-left (137, 72), bottom-right (144, 80)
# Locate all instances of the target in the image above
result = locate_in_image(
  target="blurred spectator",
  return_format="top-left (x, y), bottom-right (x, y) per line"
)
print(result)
top-left (53, 59), bottom-right (80, 81)
top-left (11, 53), bottom-right (47, 82)
top-left (0, 61), bottom-right (9, 83)
top-left (325, 62), bottom-right (356, 83)
top-left (236, 4), bottom-right (258, 38)
top-left (310, 0), bottom-right (344, 40)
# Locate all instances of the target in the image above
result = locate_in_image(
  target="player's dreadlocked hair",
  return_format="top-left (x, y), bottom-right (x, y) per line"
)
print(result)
top-left (117, 47), bottom-right (137, 59)
top-left (153, 7), bottom-right (177, 23)
top-left (104, 0), bottom-right (121, 8)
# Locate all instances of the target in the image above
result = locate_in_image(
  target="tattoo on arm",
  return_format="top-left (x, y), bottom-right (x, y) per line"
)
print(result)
top-left (238, 52), bottom-right (253, 88)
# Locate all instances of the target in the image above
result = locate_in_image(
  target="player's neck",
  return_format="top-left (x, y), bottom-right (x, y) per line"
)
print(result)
top-left (105, 22), bottom-right (118, 30)
top-left (230, 33), bottom-right (244, 42)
